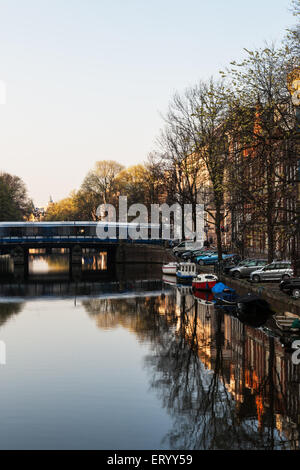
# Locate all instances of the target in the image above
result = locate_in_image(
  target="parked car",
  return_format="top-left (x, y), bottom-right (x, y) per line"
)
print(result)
top-left (250, 261), bottom-right (293, 283)
top-left (196, 253), bottom-right (237, 266)
top-left (222, 257), bottom-right (252, 275)
top-left (279, 278), bottom-right (300, 299)
top-left (181, 249), bottom-right (217, 261)
top-left (190, 249), bottom-right (217, 262)
top-left (173, 241), bottom-right (203, 257)
top-left (220, 255), bottom-right (243, 274)
top-left (229, 259), bottom-right (268, 279)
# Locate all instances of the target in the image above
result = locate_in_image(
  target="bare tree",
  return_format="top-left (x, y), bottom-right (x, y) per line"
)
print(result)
top-left (81, 160), bottom-right (124, 206)
top-left (157, 80), bottom-right (234, 259)
top-left (224, 45), bottom-right (298, 262)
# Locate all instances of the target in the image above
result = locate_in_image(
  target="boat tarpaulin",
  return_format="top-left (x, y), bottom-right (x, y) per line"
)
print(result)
top-left (212, 282), bottom-right (235, 294)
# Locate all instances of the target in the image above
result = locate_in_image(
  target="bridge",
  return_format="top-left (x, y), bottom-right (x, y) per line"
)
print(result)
top-left (0, 221), bottom-right (165, 248)
top-left (0, 222), bottom-right (172, 281)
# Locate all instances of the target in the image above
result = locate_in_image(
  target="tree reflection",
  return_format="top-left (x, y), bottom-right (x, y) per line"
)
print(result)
top-left (0, 302), bottom-right (24, 327)
top-left (82, 283), bottom-right (300, 450)
top-left (145, 294), bottom-right (300, 450)
top-left (83, 291), bottom-right (178, 343)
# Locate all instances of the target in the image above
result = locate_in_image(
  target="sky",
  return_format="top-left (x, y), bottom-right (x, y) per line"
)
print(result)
top-left (0, 0), bottom-right (295, 207)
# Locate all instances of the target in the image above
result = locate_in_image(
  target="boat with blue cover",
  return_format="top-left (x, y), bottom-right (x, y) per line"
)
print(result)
top-left (212, 282), bottom-right (238, 305)
top-left (212, 283), bottom-right (273, 323)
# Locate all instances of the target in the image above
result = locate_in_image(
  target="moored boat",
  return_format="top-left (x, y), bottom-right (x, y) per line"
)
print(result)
top-left (212, 282), bottom-right (238, 305)
top-left (237, 293), bottom-right (271, 315)
top-left (236, 294), bottom-right (272, 327)
top-left (212, 284), bottom-right (273, 319)
top-left (162, 262), bottom-right (178, 276)
top-left (192, 273), bottom-right (218, 291)
top-left (176, 262), bottom-right (197, 282)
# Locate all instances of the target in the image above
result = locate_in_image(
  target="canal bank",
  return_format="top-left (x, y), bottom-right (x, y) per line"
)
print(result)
top-left (219, 273), bottom-right (300, 315)
top-left (198, 265), bottom-right (300, 316)
top-left (116, 243), bottom-right (175, 264)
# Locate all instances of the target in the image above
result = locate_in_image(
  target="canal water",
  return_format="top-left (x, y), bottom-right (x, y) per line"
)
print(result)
top-left (0, 254), bottom-right (299, 450)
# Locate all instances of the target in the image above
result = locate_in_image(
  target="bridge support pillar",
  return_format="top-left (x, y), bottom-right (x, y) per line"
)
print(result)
top-left (69, 245), bottom-right (82, 281)
top-left (11, 245), bottom-right (26, 265)
top-left (11, 245), bottom-right (28, 280)
top-left (70, 245), bottom-right (82, 265)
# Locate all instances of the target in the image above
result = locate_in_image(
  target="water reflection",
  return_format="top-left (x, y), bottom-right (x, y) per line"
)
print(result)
top-left (80, 280), bottom-right (300, 449)
top-left (145, 284), bottom-right (300, 450)
top-left (82, 252), bottom-right (107, 271)
top-left (0, 255), bottom-right (14, 279)
top-left (29, 254), bottom-right (69, 274)
top-left (0, 255), bottom-right (299, 449)
top-left (0, 302), bottom-right (23, 327)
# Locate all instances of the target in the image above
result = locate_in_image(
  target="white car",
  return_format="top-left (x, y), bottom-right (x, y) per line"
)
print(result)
top-left (250, 261), bottom-right (293, 283)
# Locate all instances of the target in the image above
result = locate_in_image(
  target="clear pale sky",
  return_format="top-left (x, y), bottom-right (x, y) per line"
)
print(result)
top-left (0, 0), bottom-right (294, 206)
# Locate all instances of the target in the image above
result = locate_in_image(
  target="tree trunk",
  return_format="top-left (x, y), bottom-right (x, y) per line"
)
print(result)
top-left (215, 202), bottom-right (223, 262)
top-left (266, 159), bottom-right (275, 263)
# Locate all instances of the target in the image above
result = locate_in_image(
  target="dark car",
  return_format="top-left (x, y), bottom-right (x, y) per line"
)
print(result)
top-left (221, 255), bottom-right (245, 274)
top-left (173, 241), bottom-right (203, 256)
top-left (279, 278), bottom-right (300, 299)
top-left (181, 248), bottom-right (217, 261)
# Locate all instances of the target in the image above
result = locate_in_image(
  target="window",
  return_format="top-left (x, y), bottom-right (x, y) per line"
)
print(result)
top-left (268, 264), bottom-right (277, 270)
top-left (277, 263), bottom-right (290, 270)
top-left (264, 264), bottom-right (274, 270)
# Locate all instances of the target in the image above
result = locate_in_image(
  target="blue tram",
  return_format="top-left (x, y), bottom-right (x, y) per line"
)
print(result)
top-left (0, 221), bottom-right (169, 245)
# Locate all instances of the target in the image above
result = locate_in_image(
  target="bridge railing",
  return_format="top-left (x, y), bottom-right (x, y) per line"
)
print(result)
top-left (0, 235), bottom-right (166, 245)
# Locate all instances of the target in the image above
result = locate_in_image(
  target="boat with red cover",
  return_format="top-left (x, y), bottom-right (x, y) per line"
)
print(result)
top-left (192, 273), bottom-right (218, 291)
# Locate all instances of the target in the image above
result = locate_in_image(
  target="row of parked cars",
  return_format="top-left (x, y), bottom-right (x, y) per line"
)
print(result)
top-left (172, 241), bottom-right (300, 299)
top-left (230, 259), bottom-right (300, 299)
top-left (173, 242), bottom-right (240, 266)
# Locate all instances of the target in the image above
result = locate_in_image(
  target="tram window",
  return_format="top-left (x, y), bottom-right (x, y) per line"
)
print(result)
top-left (0, 227), bottom-right (9, 237)
top-left (59, 226), bottom-right (69, 236)
top-left (41, 226), bottom-right (51, 238)
top-left (59, 226), bottom-right (67, 236)
top-left (10, 228), bottom-right (22, 237)
top-left (26, 226), bottom-right (38, 237)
